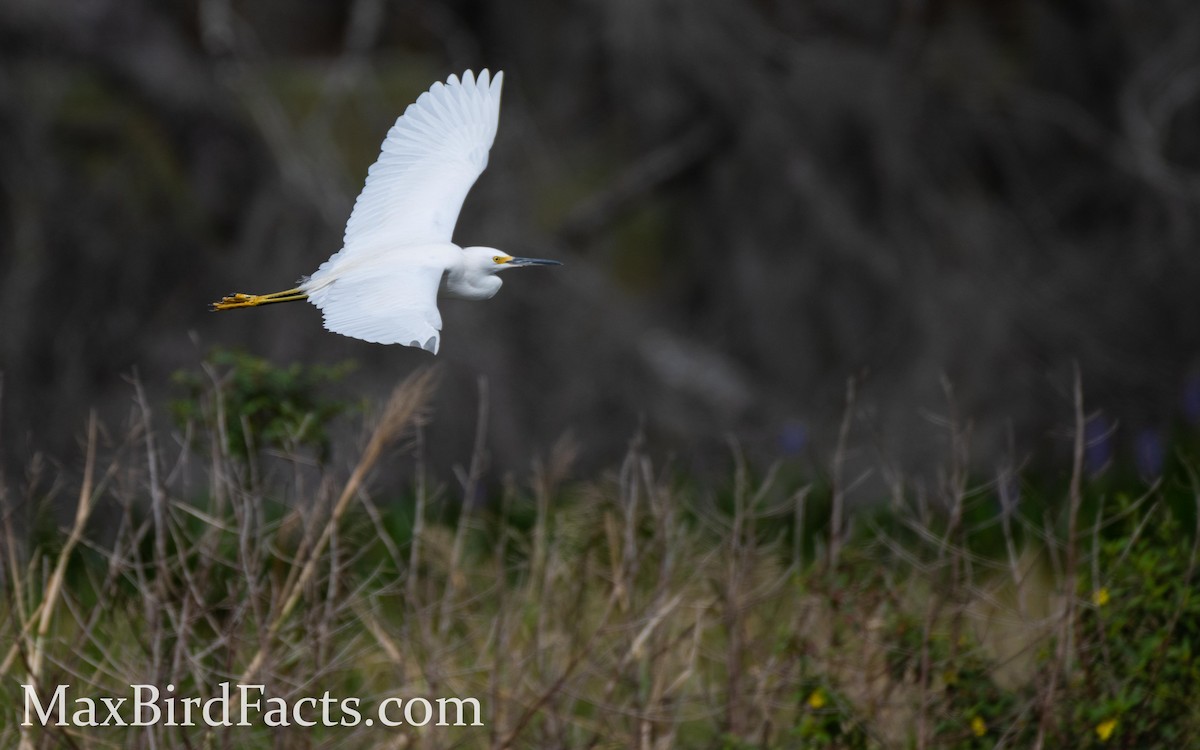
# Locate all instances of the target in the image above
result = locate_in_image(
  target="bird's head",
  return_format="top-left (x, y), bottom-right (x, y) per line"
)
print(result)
top-left (463, 246), bottom-right (562, 274)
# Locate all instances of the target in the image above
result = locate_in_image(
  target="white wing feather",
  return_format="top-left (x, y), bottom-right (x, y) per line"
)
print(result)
top-left (309, 253), bottom-right (446, 351)
top-left (341, 69), bottom-right (502, 249)
top-left (303, 70), bottom-right (504, 350)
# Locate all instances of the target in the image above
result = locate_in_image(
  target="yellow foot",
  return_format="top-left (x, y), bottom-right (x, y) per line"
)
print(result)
top-left (210, 288), bottom-right (307, 311)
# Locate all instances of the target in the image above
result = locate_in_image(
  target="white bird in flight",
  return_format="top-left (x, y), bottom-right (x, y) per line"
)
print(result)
top-left (212, 69), bottom-right (559, 354)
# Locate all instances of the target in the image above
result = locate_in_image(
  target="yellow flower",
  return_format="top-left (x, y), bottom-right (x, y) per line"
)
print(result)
top-left (970, 715), bottom-right (987, 737)
top-left (1096, 718), bottom-right (1117, 742)
top-left (807, 689), bottom-right (826, 709)
top-left (1093, 587), bottom-right (1110, 607)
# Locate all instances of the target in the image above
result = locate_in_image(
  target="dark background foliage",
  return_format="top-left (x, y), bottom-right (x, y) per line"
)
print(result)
top-left (3, 0), bottom-right (1200, 481)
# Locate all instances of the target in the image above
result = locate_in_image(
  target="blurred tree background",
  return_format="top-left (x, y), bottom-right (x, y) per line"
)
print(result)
top-left (3, 0), bottom-right (1200, 483)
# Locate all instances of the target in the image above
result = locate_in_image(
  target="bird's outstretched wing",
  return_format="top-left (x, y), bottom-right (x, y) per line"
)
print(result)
top-left (340, 69), bottom-right (503, 254)
top-left (308, 253), bottom-right (446, 352)
top-left (303, 70), bottom-right (503, 351)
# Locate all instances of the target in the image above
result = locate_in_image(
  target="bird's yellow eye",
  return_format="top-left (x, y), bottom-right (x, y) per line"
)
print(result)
top-left (492, 255), bottom-right (510, 264)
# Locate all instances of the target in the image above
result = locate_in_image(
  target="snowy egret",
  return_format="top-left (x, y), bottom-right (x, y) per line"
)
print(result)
top-left (211, 69), bottom-right (559, 353)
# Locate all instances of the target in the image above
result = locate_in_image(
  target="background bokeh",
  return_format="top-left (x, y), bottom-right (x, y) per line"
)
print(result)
top-left (3, 0), bottom-right (1200, 482)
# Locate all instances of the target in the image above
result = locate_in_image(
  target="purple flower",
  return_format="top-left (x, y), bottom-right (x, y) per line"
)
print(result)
top-left (778, 421), bottom-right (808, 457)
top-left (1084, 414), bottom-right (1115, 477)
top-left (1135, 429), bottom-right (1165, 479)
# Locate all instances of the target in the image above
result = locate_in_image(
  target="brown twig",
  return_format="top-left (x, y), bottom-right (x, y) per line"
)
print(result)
top-left (240, 367), bottom-right (437, 684)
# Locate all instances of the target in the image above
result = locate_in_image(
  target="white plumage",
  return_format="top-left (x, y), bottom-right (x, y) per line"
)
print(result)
top-left (339, 69), bottom-right (502, 252)
top-left (213, 69), bottom-right (561, 353)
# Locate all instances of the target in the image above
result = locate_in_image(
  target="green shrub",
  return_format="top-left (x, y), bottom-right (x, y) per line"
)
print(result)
top-left (1067, 497), bottom-right (1200, 746)
top-left (170, 347), bottom-right (355, 462)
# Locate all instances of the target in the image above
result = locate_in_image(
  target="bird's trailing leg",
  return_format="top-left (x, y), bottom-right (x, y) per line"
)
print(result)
top-left (211, 287), bottom-right (308, 311)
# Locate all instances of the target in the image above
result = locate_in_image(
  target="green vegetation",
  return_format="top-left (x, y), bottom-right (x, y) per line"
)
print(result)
top-left (3, 356), bottom-right (1200, 748)
top-left (169, 347), bottom-right (356, 462)
top-left (1069, 495), bottom-right (1200, 745)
